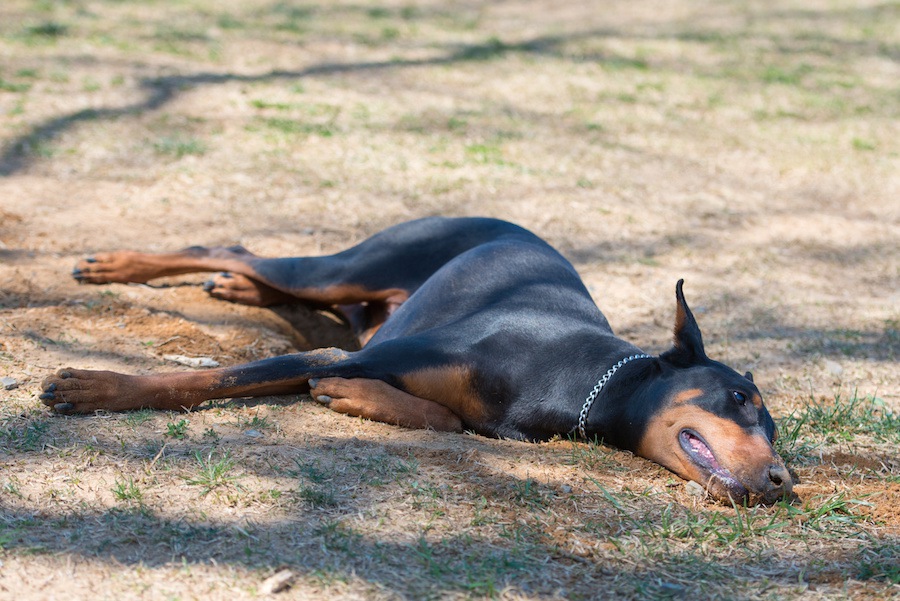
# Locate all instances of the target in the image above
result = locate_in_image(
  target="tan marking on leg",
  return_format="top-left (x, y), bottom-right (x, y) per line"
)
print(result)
top-left (314, 377), bottom-right (462, 432)
top-left (399, 366), bottom-right (488, 426)
top-left (288, 284), bottom-right (409, 306)
top-left (40, 355), bottom-right (326, 414)
top-left (74, 247), bottom-right (256, 285)
top-left (207, 273), bottom-right (295, 306)
top-left (41, 368), bottom-right (222, 413)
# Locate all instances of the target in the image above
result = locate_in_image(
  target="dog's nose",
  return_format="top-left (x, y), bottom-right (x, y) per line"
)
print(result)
top-left (769, 464), bottom-right (787, 486)
top-left (762, 464), bottom-right (793, 502)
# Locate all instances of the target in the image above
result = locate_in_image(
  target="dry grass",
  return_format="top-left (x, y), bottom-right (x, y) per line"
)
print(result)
top-left (0, 0), bottom-right (897, 599)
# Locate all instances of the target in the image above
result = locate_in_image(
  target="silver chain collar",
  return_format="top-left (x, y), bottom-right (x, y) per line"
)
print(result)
top-left (576, 353), bottom-right (654, 440)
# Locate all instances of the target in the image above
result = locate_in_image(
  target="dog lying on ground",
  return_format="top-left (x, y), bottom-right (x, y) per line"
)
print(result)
top-left (41, 217), bottom-right (793, 504)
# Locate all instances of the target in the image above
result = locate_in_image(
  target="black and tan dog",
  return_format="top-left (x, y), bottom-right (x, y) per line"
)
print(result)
top-left (41, 217), bottom-right (792, 504)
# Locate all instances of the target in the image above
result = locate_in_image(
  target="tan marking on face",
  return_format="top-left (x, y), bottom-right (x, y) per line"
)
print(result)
top-left (637, 405), bottom-right (784, 495)
top-left (751, 392), bottom-right (764, 409)
top-left (400, 366), bottom-right (487, 426)
top-left (671, 388), bottom-right (704, 405)
top-left (636, 404), bottom-right (706, 484)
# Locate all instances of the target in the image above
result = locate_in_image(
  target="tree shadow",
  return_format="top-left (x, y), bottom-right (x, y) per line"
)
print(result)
top-left (0, 33), bottom-right (585, 176)
top-left (4, 0), bottom-right (893, 177)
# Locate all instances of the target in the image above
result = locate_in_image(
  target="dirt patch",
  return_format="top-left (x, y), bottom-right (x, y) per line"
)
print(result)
top-left (1, 0), bottom-right (898, 599)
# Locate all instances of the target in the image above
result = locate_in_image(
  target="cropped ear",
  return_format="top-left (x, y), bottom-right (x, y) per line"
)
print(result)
top-left (744, 371), bottom-right (754, 383)
top-left (661, 279), bottom-right (707, 365)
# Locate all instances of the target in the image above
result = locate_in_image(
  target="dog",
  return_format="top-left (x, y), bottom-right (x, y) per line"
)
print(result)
top-left (41, 217), bottom-right (792, 504)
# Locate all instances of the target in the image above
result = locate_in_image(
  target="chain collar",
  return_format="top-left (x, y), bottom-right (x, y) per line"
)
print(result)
top-left (576, 354), bottom-right (654, 439)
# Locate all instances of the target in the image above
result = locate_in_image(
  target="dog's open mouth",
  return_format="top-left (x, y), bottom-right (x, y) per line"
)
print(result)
top-left (679, 429), bottom-right (749, 500)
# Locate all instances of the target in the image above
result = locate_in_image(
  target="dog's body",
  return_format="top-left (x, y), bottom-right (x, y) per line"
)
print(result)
top-left (42, 217), bottom-right (792, 504)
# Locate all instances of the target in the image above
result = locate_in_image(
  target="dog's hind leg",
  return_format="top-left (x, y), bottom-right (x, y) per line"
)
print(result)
top-left (72, 217), bottom-right (530, 307)
top-left (72, 244), bottom-right (260, 286)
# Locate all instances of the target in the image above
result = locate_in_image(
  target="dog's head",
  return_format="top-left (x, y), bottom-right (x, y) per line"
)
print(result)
top-left (635, 280), bottom-right (793, 505)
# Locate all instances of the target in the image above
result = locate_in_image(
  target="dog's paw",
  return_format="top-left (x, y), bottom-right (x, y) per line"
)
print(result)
top-left (71, 251), bottom-right (149, 284)
top-left (40, 368), bottom-right (132, 414)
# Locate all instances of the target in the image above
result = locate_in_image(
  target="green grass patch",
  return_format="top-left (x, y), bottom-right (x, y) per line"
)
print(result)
top-left (512, 478), bottom-right (552, 508)
top-left (112, 477), bottom-right (144, 504)
top-left (457, 37), bottom-right (509, 61)
top-left (0, 78), bottom-right (31, 93)
top-left (165, 419), bottom-right (189, 439)
top-left (186, 451), bottom-right (241, 495)
top-left (24, 22), bottom-right (68, 39)
top-left (777, 392), bottom-right (899, 464)
top-left (465, 142), bottom-right (504, 165)
top-left (293, 458), bottom-right (338, 506)
top-left (153, 136), bottom-right (207, 158)
top-left (1, 418), bottom-right (52, 452)
top-left (250, 99), bottom-right (296, 111)
top-left (298, 484), bottom-right (337, 507)
top-left (239, 414), bottom-right (272, 431)
top-left (313, 520), bottom-right (362, 554)
top-left (855, 539), bottom-right (900, 584)
top-left (760, 63), bottom-right (814, 86)
top-left (123, 409), bottom-right (155, 428)
top-left (257, 117), bottom-right (335, 137)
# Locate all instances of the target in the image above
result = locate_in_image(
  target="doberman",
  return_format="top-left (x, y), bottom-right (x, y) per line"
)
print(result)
top-left (41, 217), bottom-right (793, 505)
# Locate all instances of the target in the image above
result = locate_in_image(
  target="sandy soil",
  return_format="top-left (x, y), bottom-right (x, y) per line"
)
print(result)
top-left (0, 0), bottom-right (897, 599)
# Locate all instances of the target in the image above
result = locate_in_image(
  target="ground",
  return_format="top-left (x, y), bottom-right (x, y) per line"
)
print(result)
top-left (0, 1), bottom-right (898, 599)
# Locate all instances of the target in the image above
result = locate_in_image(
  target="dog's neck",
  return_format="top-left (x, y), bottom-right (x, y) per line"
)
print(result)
top-left (580, 356), bottom-right (661, 449)
top-left (576, 353), bottom-right (654, 439)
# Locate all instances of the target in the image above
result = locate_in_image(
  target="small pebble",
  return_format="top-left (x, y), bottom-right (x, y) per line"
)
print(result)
top-left (259, 569), bottom-right (295, 595)
top-left (244, 429), bottom-right (263, 438)
top-left (1, 377), bottom-right (18, 391)
top-left (824, 360), bottom-right (843, 377)
top-left (686, 480), bottom-right (706, 498)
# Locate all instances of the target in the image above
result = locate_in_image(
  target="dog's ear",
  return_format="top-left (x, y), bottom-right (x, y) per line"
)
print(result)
top-left (744, 371), bottom-right (754, 383)
top-left (661, 279), bottom-right (707, 365)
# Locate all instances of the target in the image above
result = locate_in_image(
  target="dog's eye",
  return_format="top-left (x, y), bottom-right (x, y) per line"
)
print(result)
top-left (732, 391), bottom-right (747, 405)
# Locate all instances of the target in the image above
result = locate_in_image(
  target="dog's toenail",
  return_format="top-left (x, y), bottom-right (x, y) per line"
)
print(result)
top-left (47, 383), bottom-right (57, 392)
top-left (315, 395), bottom-right (332, 405)
top-left (60, 371), bottom-right (72, 379)
top-left (54, 403), bottom-right (74, 412)
top-left (203, 280), bottom-right (215, 292)
top-left (85, 257), bottom-right (97, 263)
top-left (309, 378), bottom-right (319, 388)
top-left (40, 392), bottom-right (56, 401)
top-left (220, 272), bottom-right (232, 279)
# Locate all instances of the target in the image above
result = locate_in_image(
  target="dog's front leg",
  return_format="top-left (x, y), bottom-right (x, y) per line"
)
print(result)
top-left (40, 348), bottom-right (353, 414)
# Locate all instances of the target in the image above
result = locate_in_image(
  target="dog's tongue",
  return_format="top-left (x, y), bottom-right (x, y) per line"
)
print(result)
top-left (686, 432), bottom-right (720, 469)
